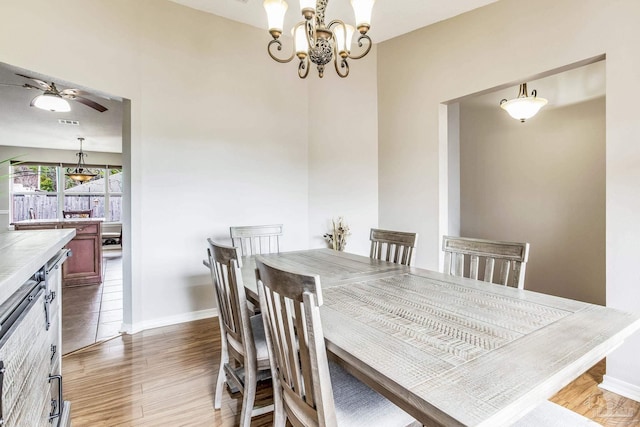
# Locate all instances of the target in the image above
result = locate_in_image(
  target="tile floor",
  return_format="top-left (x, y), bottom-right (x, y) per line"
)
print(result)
top-left (61, 248), bottom-right (123, 354)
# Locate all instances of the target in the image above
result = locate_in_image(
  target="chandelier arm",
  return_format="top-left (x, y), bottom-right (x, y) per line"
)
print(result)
top-left (305, 19), bottom-right (316, 52)
top-left (298, 57), bottom-right (310, 79)
top-left (268, 39), bottom-right (296, 64)
top-left (347, 34), bottom-right (372, 60)
top-left (334, 57), bottom-right (349, 78)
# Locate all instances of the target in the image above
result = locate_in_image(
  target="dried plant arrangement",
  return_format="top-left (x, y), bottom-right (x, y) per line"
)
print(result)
top-left (323, 217), bottom-right (350, 251)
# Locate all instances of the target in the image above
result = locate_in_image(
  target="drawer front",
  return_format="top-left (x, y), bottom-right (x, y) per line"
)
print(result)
top-left (0, 289), bottom-right (51, 427)
top-left (63, 223), bottom-right (98, 235)
top-left (14, 224), bottom-right (59, 230)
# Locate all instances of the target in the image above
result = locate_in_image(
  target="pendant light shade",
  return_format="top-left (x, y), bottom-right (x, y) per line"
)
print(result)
top-left (500, 83), bottom-right (547, 122)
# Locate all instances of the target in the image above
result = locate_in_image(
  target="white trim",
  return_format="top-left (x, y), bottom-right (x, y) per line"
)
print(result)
top-left (0, 210), bottom-right (9, 215)
top-left (120, 308), bottom-right (218, 335)
top-left (600, 374), bottom-right (640, 402)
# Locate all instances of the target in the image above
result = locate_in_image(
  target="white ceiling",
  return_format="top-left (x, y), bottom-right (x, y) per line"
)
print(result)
top-left (169, 0), bottom-right (500, 42)
top-left (460, 60), bottom-right (606, 110)
top-left (0, 62), bottom-right (123, 153)
top-left (0, 1), bottom-right (602, 155)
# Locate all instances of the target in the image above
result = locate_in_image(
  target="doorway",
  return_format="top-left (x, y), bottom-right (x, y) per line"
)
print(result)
top-left (443, 58), bottom-right (606, 305)
top-left (0, 61), bottom-right (130, 354)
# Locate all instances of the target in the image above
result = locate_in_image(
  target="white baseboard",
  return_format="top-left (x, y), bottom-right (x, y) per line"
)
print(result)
top-left (600, 374), bottom-right (640, 402)
top-left (120, 308), bottom-right (218, 335)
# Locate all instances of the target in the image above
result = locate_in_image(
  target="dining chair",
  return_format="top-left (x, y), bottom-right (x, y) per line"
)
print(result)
top-left (230, 224), bottom-right (283, 257)
top-left (255, 256), bottom-right (416, 427)
top-left (442, 235), bottom-right (530, 289)
top-left (206, 239), bottom-right (272, 426)
top-left (62, 209), bottom-right (92, 218)
top-left (369, 228), bottom-right (418, 266)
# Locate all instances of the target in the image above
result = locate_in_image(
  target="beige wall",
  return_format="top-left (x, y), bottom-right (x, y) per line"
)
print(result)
top-left (307, 48), bottom-right (379, 256)
top-left (0, 0), bottom-right (379, 332)
top-left (378, 0), bottom-right (640, 396)
top-left (459, 98), bottom-right (605, 305)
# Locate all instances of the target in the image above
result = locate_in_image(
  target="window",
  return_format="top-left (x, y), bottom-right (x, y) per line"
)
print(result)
top-left (11, 164), bottom-right (123, 222)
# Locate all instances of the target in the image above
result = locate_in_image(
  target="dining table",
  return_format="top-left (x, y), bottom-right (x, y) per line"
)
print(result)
top-left (207, 248), bottom-right (640, 426)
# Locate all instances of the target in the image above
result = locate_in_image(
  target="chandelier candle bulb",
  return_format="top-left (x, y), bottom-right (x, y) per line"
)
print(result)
top-left (293, 24), bottom-right (309, 57)
top-left (334, 24), bottom-right (355, 57)
top-left (299, 0), bottom-right (316, 18)
top-left (350, 0), bottom-right (375, 33)
top-left (264, 0), bottom-right (288, 38)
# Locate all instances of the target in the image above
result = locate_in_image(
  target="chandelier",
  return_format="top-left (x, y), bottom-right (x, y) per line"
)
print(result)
top-left (263, 0), bottom-right (375, 78)
top-left (499, 83), bottom-right (548, 122)
top-left (66, 137), bottom-right (97, 182)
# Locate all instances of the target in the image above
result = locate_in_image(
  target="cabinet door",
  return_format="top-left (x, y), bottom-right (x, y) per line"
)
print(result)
top-left (62, 233), bottom-right (102, 286)
top-left (0, 289), bottom-right (52, 426)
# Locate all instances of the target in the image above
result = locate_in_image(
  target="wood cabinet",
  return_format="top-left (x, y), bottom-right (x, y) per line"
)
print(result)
top-left (14, 219), bottom-right (103, 287)
top-left (0, 230), bottom-right (74, 426)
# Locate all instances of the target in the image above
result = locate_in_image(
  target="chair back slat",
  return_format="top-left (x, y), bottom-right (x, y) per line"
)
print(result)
top-left (256, 256), bottom-right (337, 427)
top-left (442, 236), bottom-right (530, 289)
top-left (207, 239), bottom-right (254, 358)
top-left (369, 228), bottom-right (418, 266)
top-left (469, 255), bottom-right (480, 280)
top-left (230, 224), bottom-right (283, 256)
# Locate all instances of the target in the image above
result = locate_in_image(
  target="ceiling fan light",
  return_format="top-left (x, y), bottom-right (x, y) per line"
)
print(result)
top-left (32, 93), bottom-right (71, 112)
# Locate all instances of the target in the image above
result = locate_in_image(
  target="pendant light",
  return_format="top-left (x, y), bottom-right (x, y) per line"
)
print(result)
top-left (66, 137), bottom-right (97, 182)
top-left (500, 83), bottom-right (547, 122)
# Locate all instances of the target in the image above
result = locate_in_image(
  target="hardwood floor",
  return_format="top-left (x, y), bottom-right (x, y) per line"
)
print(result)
top-left (63, 318), bottom-right (640, 426)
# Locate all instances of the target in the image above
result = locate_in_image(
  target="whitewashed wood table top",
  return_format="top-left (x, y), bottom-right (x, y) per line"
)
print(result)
top-left (241, 249), bottom-right (640, 426)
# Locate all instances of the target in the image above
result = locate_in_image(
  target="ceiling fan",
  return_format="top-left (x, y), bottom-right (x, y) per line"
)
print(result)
top-left (13, 73), bottom-right (108, 113)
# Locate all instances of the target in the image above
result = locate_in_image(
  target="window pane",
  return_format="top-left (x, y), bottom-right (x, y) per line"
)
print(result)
top-left (109, 195), bottom-right (122, 222)
top-left (108, 169), bottom-right (123, 193)
top-left (12, 165), bottom-right (57, 192)
top-left (64, 195), bottom-right (103, 218)
top-left (65, 168), bottom-right (105, 192)
top-left (13, 194), bottom-right (58, 221)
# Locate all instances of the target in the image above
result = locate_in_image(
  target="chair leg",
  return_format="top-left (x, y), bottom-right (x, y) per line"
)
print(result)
top-left (214, 357), bottom-right (225, 409)
top-left (272, 383), bottom-right (286, 427)
top-left (239, 379), bottom-right (257, 427)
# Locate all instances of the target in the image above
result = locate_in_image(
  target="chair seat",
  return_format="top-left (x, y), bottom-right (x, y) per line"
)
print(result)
top-left (330, 362), bottom-right (415, 427)
top-left (512, 401), bottom-right (602, 426)
top-left (249, 314), bottom-right (270, 367)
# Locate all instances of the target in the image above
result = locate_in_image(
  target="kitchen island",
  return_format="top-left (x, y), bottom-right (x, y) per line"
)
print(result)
top-left (13, 218), bottom-right (103, 286)
top-left (0, 229), bottom-right (75, 426)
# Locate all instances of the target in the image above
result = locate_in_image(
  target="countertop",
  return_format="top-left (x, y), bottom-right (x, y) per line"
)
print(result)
top-left (0, 229), bottom-right (75, 306)
top-left (13, 218), bottom-right (104, 225)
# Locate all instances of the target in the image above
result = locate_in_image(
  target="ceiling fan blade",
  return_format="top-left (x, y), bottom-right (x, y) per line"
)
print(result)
top-left (22, 83), bottom-right (44, 91)
top-left (15, 73), bottom-right (52, 90)
top-left (60, 88), bottom-right (90, 97)
top-left (0, 82), bottom-right (26, 88)
top-left (66, 95), bottom-right (108, 112)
